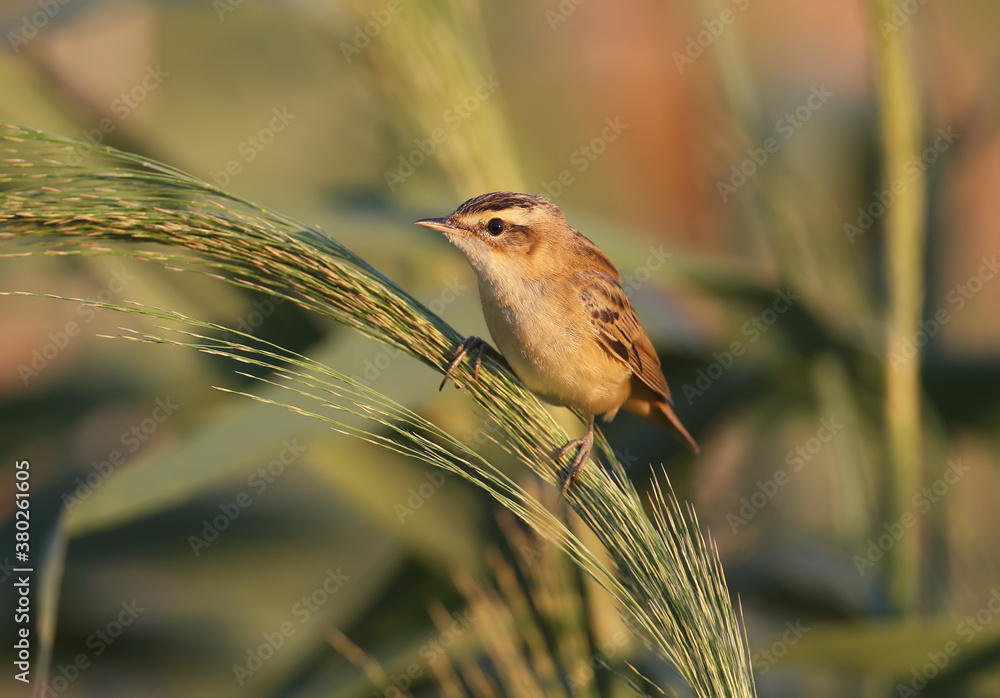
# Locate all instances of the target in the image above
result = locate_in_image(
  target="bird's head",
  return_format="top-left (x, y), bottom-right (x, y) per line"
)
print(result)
top-left (416, 192), bottom-right (573, 282)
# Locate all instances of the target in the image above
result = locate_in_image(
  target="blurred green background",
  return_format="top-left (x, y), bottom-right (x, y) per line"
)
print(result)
top-left (1, 0), bottom-right (1000, 696)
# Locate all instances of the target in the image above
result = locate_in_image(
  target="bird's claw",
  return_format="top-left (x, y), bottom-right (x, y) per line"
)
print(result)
top-left (439, 336), bottom-right (488, 391)
top-left (557, 426), bottom-right (595, 500)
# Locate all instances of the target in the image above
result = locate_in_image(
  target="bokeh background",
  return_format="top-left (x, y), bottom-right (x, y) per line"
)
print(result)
top-left (1, 0), bottom-right (999, 696)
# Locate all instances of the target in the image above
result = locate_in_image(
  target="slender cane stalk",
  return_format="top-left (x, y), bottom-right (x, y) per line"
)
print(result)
top-left (872, 0), bottom-right (927, 614)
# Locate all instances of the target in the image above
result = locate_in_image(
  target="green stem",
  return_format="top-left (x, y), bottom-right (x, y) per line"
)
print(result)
top-left (872, 0), bottom-right (926, 614)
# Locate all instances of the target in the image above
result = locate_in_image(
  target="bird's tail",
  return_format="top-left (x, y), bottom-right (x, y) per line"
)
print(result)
top-left (623, 396), bottom-right (700, 454)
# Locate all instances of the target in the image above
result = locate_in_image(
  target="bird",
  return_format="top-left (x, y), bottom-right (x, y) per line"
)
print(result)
top-left (416, 192), bottom-right (698, 496)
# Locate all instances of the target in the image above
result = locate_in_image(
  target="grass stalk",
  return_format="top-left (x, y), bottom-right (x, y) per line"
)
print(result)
top-left (0, 121), bottom-right (756, 697)
top-left (871, 0), bottom-right (927, 614)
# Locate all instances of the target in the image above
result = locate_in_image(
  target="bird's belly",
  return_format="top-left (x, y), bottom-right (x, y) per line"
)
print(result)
top-left (481, 289), bottom-right (630, 415)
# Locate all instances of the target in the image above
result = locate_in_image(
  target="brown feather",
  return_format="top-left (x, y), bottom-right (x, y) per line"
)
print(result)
top-left (574, 270), bottom-right (673, 403)
top-left (573, 268), bottom-right (699, 453)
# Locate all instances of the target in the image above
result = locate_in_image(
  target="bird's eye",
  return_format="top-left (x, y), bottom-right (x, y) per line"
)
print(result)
top-left (486, 218), bottom-right (504, 236)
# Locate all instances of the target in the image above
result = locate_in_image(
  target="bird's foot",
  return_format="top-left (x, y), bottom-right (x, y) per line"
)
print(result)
top-left (556, 414), bottom-right (596, 499)
top-left (440, 336), bottom-right (488, 391)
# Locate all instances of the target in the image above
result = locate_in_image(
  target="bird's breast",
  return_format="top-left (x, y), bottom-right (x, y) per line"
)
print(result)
top-left (477, 275), bottom-right (630, 415)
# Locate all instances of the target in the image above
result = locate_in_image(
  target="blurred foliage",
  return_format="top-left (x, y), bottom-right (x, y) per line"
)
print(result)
top-left (0, 114), bottom-right (754, 696)
top-left (1, 0), bottom-right (1000, 697)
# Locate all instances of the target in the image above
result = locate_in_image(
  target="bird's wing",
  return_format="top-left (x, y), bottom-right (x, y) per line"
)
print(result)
top-left (574, 270), bottom-right (673, 403)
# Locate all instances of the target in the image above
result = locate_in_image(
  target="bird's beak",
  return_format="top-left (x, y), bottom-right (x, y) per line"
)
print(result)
top-left (415, 217), bottom-right (464, 235)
